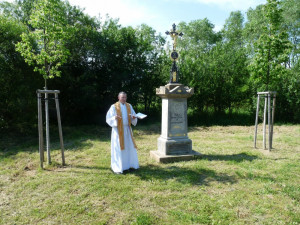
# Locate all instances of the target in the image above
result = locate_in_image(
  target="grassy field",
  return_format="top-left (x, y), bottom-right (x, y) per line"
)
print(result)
top-left (0, 124), bottom-right (299, 224)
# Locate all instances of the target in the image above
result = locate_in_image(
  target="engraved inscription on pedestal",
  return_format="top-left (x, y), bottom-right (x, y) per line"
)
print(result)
top-left (169, 99), bottom-right (187, 138)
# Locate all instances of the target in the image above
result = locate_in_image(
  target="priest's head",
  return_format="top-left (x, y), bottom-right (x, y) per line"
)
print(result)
top-left (118, 92), bottom-right (127, 104)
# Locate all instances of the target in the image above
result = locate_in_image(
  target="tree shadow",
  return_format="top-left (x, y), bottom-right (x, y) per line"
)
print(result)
top-left (127, 153), bottom-right (259, 186)
top-left (0, 125), bottom-right (111, 159)
top-left (47, 164), bottom-right (109, 175)
top-left (69, 164), bottom-right (107, 171)
top-left (63, 125), bottom-right (111, 143)
top-left (0, 136), bottom-right (96, 161)
top-left (63, 139), bottom-right (96, 152)
top-left (199, 152), bottom-right (259, 163)
top-left (131, 164), bottom-right (237, 186)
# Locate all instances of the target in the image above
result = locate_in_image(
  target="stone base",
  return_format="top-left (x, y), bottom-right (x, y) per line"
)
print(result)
top-left (150, 150), bottom-right (201, 163)
top-left (158, 136), bottom-right (192, 155)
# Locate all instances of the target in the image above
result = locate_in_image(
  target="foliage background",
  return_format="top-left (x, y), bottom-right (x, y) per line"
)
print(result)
top-left (0, 0), bottom-right (299, 133)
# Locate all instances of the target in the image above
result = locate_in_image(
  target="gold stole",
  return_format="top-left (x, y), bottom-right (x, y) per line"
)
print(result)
top-left (114, 102), bottom-right (137, 150)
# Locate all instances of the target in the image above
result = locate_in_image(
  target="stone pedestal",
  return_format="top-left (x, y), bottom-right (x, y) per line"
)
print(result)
top-left (150, 83), bottom-right (201, 163)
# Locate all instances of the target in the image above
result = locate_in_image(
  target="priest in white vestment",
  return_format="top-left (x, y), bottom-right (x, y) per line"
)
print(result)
top-left (106, 92), bottom-right (139, 174)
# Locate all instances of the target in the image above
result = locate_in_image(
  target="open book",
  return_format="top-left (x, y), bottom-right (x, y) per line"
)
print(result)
top-left (135, 112), bottom-right (147, 119)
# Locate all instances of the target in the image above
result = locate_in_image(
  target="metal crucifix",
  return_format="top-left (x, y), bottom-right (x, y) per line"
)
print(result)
top-left (166, 23), bottom-right (183, 83)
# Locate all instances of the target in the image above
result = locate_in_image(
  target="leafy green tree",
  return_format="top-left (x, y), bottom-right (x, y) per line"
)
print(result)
top-left (218, 11), bottom-right (249, 112)
top-left (281, 0), bottom-right (300, 69)
top-left (134, 24), bottom-right (167, 112)
top-left (244, 4), bottom-right (266, 56)
top-left (15, 0), bottom-right (70, 89)
top-left (0, 0), bottom-right (36, 26)
top-left (249, 0), bottom-right (292, 91)
top-left (48, 3), bottom-right (102, 123)
top-left (223, 11), bottom-right (244, 46)
top-left (277, 0), bottom-right (300, 121)
top-left (0, 14), bottom-right (42, 131)
top-left (177, 19), bottom-right (221, 112)
top-left (177, 17), bottom-right (249, 114)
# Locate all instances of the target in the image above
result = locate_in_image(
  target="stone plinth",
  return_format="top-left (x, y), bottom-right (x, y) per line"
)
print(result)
top-left (150, 83), bottom-right (201, 163)
top-left (150, 150), bottom-right (201, 163)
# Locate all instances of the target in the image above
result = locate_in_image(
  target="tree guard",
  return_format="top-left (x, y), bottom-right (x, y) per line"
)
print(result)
top-left (37, 89), bottom-right (65, 168)
top-left (254, 91), bottom-right (276, 151)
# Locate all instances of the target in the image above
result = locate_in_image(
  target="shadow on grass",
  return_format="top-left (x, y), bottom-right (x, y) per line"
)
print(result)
top-left (47, 164), bottom-right (108, 174)
top-left (72, 165), bottom-right (107, 170)
top-left (200, 152), bottom-right (259, 162)
top-left (131, 165), bottom-right (237, 186)
top-left (0, 125), bottom-right (111, 160)
top-left (63, 125), bottom-right (111, 143)
top-left (128, 153), bottom-right (259, 185)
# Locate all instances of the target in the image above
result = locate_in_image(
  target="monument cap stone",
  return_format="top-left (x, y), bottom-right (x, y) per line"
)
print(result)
top-left (156, 83), bottom-right (194, 99)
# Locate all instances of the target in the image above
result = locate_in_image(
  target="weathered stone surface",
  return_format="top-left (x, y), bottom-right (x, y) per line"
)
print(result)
top-left (160, 98), bottom-right (188, 139)
top-left (157, 136), bottom-right (192, 155)
top-left (156, 83), bottom-right (194, 99)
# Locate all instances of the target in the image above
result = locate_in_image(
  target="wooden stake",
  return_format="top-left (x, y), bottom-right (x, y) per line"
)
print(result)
top-left (268, 93), bottom-right (271, 151)
top-left (45, 92), bottom-right (51, 164)
top-left (55, 93), bottom-right (65, 166)
top-left (263, 96), bottom-right (267, 150)
top-left (271, 93), bottom-right (276, 149)
top-left (37, 92), bottom-right (44, 168)
top-left (254, 94), bottom-right (260, 148)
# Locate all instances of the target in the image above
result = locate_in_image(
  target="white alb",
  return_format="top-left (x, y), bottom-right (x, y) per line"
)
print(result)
top-left (106, 103), bottom-right (139, 173)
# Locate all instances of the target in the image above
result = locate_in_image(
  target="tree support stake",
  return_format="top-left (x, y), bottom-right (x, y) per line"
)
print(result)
top-left (37, 89), bottom-right (65, 168)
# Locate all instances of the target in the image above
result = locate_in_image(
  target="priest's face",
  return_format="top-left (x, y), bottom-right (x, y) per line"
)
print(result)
top-left (118, 93), bottom-right (127, 104)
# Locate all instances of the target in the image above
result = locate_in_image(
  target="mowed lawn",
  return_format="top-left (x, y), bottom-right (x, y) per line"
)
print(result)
top-left (0, 124), bottom-right (299, 224)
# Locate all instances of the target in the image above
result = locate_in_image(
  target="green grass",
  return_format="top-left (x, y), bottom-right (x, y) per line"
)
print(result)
top-left (0, 124), bottom-right (299, 224)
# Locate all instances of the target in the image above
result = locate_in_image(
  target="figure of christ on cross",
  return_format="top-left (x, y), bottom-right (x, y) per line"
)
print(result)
top-left (165, 23), bottom-right (183, 83)
top-left (166, 23), bottom-right (183, 52)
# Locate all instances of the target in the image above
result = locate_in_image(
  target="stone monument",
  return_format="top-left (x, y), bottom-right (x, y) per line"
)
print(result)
top-left (150, 24), bottom-right (200, 163)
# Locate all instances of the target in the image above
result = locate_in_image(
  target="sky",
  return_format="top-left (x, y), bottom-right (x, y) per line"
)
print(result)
top-left (67, 0), bottom-right (267, 34)
top-left (3, 0), bottom-right (267, 34)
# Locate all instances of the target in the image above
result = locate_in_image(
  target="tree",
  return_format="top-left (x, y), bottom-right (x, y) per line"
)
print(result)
top-left (244, 4), bottom-right (266, 57)
top-left (134, 24), bottom-right (167, 112)
top-left (249, 0), bottom-right (292, 91)
top-left (223, 11), bottom-right (244, 46)
top-left (280, 0), bottom-right (300, 121)
top-left (281, 0), bottom-right (300, 69)
top-left (15, 0), bottom-right (70, 89)
top-left (0, 13), bottom-right (43, 132)
top-left (218, 11), bottom-right (249, 112)
top-left (177, 17), bottom-right (250, 114)
top-left (177, 19), bottom-right (221, 112)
